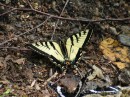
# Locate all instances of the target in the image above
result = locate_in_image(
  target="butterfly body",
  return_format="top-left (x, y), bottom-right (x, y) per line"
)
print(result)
top-left (28, 29), bottom-right (92, 70)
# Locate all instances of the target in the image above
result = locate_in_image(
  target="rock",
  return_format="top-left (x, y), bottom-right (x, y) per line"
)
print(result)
top-left (59, 74), bottom-right (80, 93)
top-left (118, 67), bottom-right (130, 85)
top-left (121, 26), bottom-right (130, 35)
top-left (113, 3), bottom-right (120, 7)
top-left (118, 34), bottom-right (130, 46)
top-left (109, 27), bottom-right (119, 35)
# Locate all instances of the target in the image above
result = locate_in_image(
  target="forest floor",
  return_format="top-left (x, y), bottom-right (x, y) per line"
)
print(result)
top-left (0, 0), bottom-right (130, 97)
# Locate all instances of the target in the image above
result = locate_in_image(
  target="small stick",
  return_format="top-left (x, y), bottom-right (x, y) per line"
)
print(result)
top-left (51, 0), bottom-right (70, 40)
top-left (0, 17), bottom-right (51, 46)
top-left (42, 72), bottom-right (58, 87)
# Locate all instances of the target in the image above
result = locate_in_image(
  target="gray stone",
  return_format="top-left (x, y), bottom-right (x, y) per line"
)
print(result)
top-left (118, 34), bottom-right (130, 46)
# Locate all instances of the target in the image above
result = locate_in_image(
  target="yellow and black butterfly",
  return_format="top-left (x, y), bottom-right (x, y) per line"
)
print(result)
top-left (27, 29), bottom-right (93, 70)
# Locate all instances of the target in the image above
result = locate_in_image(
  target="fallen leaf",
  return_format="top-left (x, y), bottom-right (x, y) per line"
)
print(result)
top-left (87, 65), bottom-right (105, 81)
top-left (102, 49), bottom-right (116, 61)
top-left (113, 62), bottom-right (127, 69)
top-left (13, 58), bottom-right (25, 65)
top-left (99, 38), bottom-right (130, 69)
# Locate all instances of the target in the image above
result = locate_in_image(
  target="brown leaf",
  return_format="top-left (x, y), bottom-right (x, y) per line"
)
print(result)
top-left (102, 49), bottom-right (116, 61)
top-left (99, 38), bottom-right (130, 69)
top-left (113, 62), bottom-right (127, 69)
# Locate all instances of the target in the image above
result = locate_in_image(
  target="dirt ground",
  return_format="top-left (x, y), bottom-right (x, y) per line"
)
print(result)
top-left (0, 0), bottom-right (130, 97)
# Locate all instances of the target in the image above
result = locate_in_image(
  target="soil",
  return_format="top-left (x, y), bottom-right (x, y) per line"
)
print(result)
top-left (0, 0), bottom-right (130, 97)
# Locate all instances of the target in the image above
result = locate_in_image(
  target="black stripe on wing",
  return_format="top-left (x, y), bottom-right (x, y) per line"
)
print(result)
top-left (27, 42), bottom-right (64, 65)
top-left (72, 48), bottom-right (82, 64)
top-left (74, 29), bottom-right (93, 62)
top-left (66, 29), bottom-right (93, 49)
top-left (49, 42), bottom-right (64, 58)
top-left (27, 43), bottom-right (49, 57)
top-left (66, 29), bottom-right (93, 63)
top-left (69, 34), bottom-right (79, 45)
top-left (82, 29), bottom-right (93, 47)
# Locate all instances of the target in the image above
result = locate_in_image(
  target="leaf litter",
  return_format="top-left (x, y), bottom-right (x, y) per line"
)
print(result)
top-left (0, 0), bottom-right (130, 97)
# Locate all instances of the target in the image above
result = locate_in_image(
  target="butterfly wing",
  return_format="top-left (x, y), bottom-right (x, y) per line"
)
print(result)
top-left (66, 29), bottom-right (93, 63)
top-left (28, 41), bottom-right (65, 65)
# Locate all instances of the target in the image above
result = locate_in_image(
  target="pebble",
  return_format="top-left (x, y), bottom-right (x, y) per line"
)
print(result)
top-left (118, 34), bottom-right (130, 46)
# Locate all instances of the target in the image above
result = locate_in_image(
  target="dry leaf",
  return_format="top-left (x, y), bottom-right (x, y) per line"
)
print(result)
top-left (99, 38), bottom-right (130, 69)
top-left (87, 65), bottom-right (105, 80)
top-left (102, 49), bottom-right (116, 61)
top-left (13, 58), bottom-right (25, 65)
top-left (113, 62), bottom-right (127, 69)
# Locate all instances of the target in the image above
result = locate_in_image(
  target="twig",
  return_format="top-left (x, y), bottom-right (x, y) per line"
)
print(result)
top-left (0, 3), bottom-right (129, 46)
top-left (0, 47), bottom-right (29, 50)
top-left (0, 3), bottom-right (129, 23)
top-left (0, 2), bottom-right (14, 8)
top-left (0, 8), bottom-right (17, 17)
top-left (23, 8), bottom-right (130, 22)
top-left (0, 17), bottom-right (51, 46)
top-left (42, 72), bottom-right (58, 87)
top-left (51, 0), bottom-right (70, 40)
top-left (31, 79), bottom-right (37, 87)
top-left (26, 0), bottom-right (33, 9)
